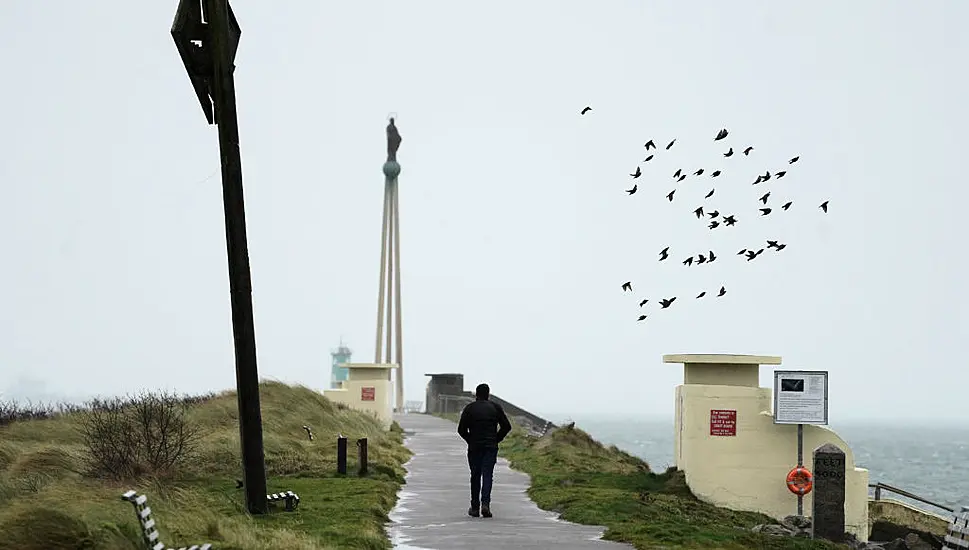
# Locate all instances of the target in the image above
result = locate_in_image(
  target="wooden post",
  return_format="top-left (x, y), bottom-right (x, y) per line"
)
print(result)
top-left (337, 436), bottom-right (348, 475)
top-left (357, 438), bottom-right (369, 476)
top-left (206, 0), bottom-right (267, 515)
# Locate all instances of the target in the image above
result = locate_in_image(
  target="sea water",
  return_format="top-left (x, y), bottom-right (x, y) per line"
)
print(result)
top-left (542, 414), bottom-right (969, 515)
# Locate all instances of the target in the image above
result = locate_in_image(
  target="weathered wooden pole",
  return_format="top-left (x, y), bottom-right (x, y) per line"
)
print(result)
top-left (171, 0), bottom-right (268, 514)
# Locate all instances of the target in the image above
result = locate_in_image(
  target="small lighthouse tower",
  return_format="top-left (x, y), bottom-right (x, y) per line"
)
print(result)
top-left (330, 341), bottom-right (353, 389)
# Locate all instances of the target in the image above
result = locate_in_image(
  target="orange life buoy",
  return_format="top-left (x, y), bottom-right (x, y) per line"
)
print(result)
top-left (786, 467), bottom-right (814, 495)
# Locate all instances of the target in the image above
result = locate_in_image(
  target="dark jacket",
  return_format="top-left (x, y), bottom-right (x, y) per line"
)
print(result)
top-left (458, 398), bottom-right (512, 450)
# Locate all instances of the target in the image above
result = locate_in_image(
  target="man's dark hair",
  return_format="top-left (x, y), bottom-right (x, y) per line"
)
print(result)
top-left (475, 383), bottom-right (490, 400)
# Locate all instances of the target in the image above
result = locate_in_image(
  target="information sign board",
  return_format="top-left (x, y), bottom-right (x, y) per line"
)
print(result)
top-left (773, 370), bottom-right (828, 425)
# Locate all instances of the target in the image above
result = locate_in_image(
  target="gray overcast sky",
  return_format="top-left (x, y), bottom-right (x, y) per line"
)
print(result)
top-left (1, 1), bottom-right (966, 424)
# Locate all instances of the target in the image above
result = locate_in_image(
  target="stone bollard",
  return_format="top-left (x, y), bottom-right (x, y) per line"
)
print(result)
top-left (812, 443), bottom-right (846, 542)
top-left (357, 438), bottom-right (368, 476)
top-left (337, 435), bottom-right (348, 475)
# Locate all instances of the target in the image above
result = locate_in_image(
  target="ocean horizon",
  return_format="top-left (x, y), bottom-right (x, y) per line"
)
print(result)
top-left (536, 413), bottom-right (969, 517)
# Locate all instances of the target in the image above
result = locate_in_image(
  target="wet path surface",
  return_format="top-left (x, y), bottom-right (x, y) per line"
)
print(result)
top-left (387, 413), bottom-right (633, 549)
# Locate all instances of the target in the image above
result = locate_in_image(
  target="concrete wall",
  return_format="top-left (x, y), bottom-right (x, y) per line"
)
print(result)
top-left (425, 374), bottom-right (465, 415)
top-left (488, 394), bottom-right (553, 431)
top-left (675, 382), bottom-right (870, 541)
top-left (868, 499), bottom-right (950, 538)
top-left (423, 374), bottom-right (554, 430)
top-left (323, 364), bottom-right (395, 429)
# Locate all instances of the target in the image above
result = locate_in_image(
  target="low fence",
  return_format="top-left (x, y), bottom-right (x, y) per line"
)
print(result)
top-left (944, 507), bottom-right (968, 550)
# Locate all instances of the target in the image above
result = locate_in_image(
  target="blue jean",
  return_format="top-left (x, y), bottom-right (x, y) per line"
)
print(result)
top-left (467, 447), bottom-right (499, 507)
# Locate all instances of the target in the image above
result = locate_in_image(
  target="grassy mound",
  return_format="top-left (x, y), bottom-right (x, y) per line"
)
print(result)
top-left (494, 420), bottom-right (843, 549)
top-left (0, 381), bottom-right (411, 550)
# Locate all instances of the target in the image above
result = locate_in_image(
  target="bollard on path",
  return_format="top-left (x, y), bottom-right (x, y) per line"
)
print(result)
top-left (357, 438), bottom-right (368, 476)
top-left (337, 435), bottom-right (348, 475)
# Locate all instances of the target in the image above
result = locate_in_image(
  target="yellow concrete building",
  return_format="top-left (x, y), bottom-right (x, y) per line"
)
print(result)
top-left (665, 354), bottom-right (870, 541)
top-left (323, 363), bottom-right (396, 429)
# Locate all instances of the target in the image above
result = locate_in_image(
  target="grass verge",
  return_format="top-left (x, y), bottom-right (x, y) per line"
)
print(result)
top-left (436, 412), bottom-right (842, 549)
top-left (0, 381), bottom-right (411, 550)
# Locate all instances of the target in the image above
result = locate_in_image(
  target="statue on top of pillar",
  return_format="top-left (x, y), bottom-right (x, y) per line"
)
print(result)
top-left (386, 117), bottom-right (402, 163)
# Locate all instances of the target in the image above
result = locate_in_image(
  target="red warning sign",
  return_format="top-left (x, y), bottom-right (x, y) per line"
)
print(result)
top-left (710, 409), bottom-right (737, 436)
top-left (361, 387), bottom-right (375, 401)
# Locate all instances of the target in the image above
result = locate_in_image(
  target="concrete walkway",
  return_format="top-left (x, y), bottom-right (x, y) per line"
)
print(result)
top-left (387, 413), bottom-right (633, 550)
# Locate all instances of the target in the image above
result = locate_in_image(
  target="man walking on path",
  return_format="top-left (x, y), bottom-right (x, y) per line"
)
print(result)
top-left (457, 383), bottom-right (512, 518)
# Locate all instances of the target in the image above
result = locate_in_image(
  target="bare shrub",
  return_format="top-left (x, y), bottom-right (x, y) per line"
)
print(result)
top-left (0, 398), bottom-right (90, 427)
top-left (79, 390), bottom-right (201, 480)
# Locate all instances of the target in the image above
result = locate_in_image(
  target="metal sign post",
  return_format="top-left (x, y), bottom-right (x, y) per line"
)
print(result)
top-left (774, 370), bottom-right (829, 517)
top-left (797, 423), bottom-right (803, 515)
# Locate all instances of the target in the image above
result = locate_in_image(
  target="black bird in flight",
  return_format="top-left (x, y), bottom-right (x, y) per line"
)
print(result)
top-left (708, 250), bottom-right (717, 262)
top-left (819, 200), bottom-right (829, 213)
top-left (677, 174), bottom-right (686, 182)
top-left (697, 254), bottom-right (707, 264)
top-left (640, 299), bottom-right (649, 307)
top-left (694, 168), bottom-right (705, 176)
top-left (722, 214), bottom-right (737, 226)
top-left (760, 208), bottom-right (772, 216)
top-left (667, 190), bottom-right (676, 202)
top-left (789, 156), bottom-right (800, 164)
top-left (659, 247), bottom-right (669, 261)
top-left (705, 188), bottom-right (715, 199)
top-left (644, 154), bottom-right (654, 162)
top-left (724, 147), bottom-right (734, 157)
top-left (776, 171), bottom-right (787, 178)
top-left (738, 248), bottom-right (747, 255)
top-left (673, 169), bottom-right (682, 179)
top-left (743, 146), bottom-right (754, 156)
top-left (752, 175), bottom-right (763, 185)
top-left (718, 286), bottom-right (726, 297)
top-left (767, 240), bottom-right (780, 249)
top-left (760, 192), bottom-right (771, 204)
top-left (782, 201), bottom-right (792, 210)
top-left (711, 170), bottom-right (721, 177)
top-left (714, 129), bottom-right (728, 141)
top-left (581, 106), bottom-right (592, 115)
top-left (708, 210), bottom-right (719, 218)
top-left (659, 297), bottom-right (677, 308)
top-left (666, 139), bottom-right (676, 150)
top-left (746, 248), bottom-right (765, 261)
top-left (762, 170), bottom-right (771, 181)
top-left (626, 184), bottom-right (637, 195)
top-left (622, 281), bottom-right (632, 292)
top-left (775, 243), bottom-right (787, 251)
top-left (694, 206), bottom-right (704, 218)
top-left (630, 166), bottom-right (642, 178)
top-left (638, 314), bottom-right (648, 322)
top-left (709, 220), bottom-right (720, 229)
top-left (645, 140), bottom-right (656, 150)
top-left (682, 257), bottom-right (693, 266)
top-left (696, 291), bottom-right (706, 299)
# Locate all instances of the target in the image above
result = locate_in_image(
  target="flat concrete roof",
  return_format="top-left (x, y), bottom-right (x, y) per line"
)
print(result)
top-left (662, 354), bottom-right (782, 365)
top-left (341, 362), bottom-right (396, 369)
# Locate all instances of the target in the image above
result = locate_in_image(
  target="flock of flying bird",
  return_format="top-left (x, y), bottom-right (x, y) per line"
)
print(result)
top-left (580, 107), bottom-right (831, 324)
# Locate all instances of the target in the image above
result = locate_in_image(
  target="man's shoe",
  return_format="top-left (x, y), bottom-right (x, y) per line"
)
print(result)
top-left (481, 504), bottom-right (492, 518)
top-left (468, 506), bottom-right (480, 517)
